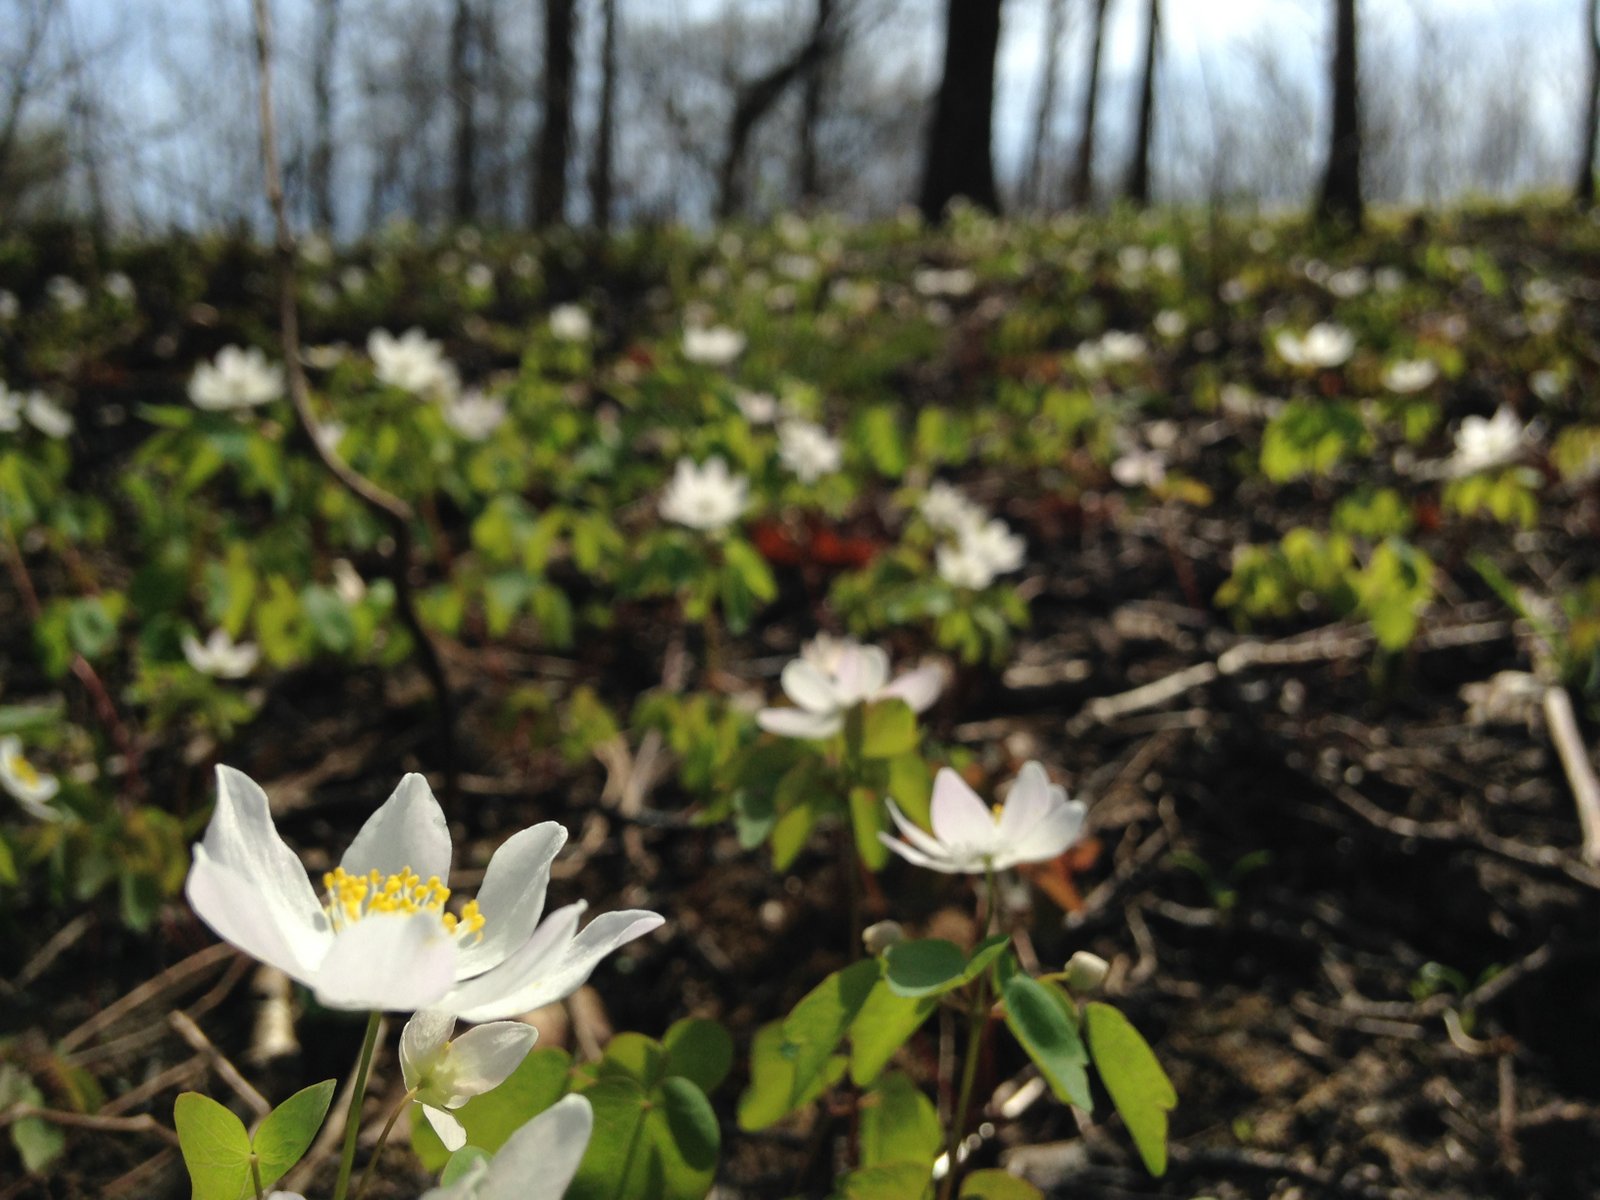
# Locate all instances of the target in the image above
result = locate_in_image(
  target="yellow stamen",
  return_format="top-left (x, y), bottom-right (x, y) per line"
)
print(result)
top-left (7, 754), bottom-right (40, 788)
top-left (320, 865), bottom-right (485, 942)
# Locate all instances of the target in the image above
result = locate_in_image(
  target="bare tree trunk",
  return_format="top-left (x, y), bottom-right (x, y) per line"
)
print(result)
top-left (1124, 0), bottom-right (1160, 205)
top-left (534, 0), bottom-right (576, 228)
top-left (1315, 0), bottom-right (1363, 229)
top-left (797, 0), bottom-right (835, 205)
top-left (1069, 0), bottom-right (1109, 208)
top-left (919, 0), bottom-right (1004, 220)
top-left (717, 19), bottom-right (833, 220)
top-left (450, 0), bottom-right (478, 222)
top-left (1021, 0), bottom-right (1066, 209)
top-left (1577, 0), bottom-right (1600, 206)
top-left (0, 0), bottom-right (57, 201)
top-left (589, 0), bottom-right (617, 229)
top-left (308, 0), bottom-right (341, 231)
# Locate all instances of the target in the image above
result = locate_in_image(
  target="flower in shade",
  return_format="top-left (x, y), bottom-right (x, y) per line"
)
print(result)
top-left (880, 761), bottom-right (1087, 874)
top-left (185, 768), bottom-right (663, 1016)
top-left (777, 420), bottom-right (842, 484)
top-left (682, 325), bottom-right (746, 366)
top-left (0, 737), bottom-right (61, 822)
top-left (182, 629), bottom-right (260, 679)
top-left (1380, 359), bottom-right (1438, 394)
top-left (1274, 323), bottom-right (1355, 369)
top-left (189, 346), bottom-right (285, 411)
top-left (369, 328), bottom-right (460, 400)
top-left (1450, 406), bottom-right (1527, 476)
top-left (400, 1010), bottom-right (537, 1150)
top-left (549, 304), bottom-right (592, 342)
top-left (757, 635), bottom-right (944, 740)
top-left (658, 457), bottom-right (749, 533)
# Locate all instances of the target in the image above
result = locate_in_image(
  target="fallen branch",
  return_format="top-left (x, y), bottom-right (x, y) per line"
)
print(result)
top-left (1542, 684), bottom-right (1600, 864)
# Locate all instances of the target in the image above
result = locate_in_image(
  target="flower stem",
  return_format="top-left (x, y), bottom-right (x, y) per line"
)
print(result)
top-left (983, 864), bottom-right (999, 937)
top-left (250, 1154), bottom-right (265, 1200)
top-left (939, 982), bottom-right (988, 1200)
top-left (333, 1011), bottom-right (383, 1200)
top-left (353, 1087), bottom-right (418, 1200)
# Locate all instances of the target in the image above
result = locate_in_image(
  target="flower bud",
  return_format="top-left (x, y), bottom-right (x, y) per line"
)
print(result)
top-left (862, 920), bottom-right (905, 956)
top-left (1062, 951), bottom-right (1110, 995)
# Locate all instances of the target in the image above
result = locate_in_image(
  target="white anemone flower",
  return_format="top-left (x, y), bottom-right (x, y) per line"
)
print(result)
top-left (919, 482), bottom-right (984, 535)
top-left (182, 629), bottom-right (260, 679)
top-left (1111, 448), bottom-right (1167, 490)
top-left (1450, 407), bottom-right (1527, 477)
top-left (1381, 359), bottom-right (1438, 394)
top-left (682, 325), bottom-right (746, 366)
top-left (936, 516), bottom-right (1025, 590)
top-left (400, 1010), bottom-right (538, 1150)
top-left (0, 736), bottom-right (62, 822)
top-left (13, 392), bottom-right (72, 438)
top-left (419, 1094), bottom-right (593, 1200)
top-left (549, 304), bottom-right (592, 342)
top-left (658, 457), bottom-right (749, 533)
top-left (777, 420), bottom-right (842, 484)
top-left (368, 328), bottom-right (460, 400)
top-left (757, 636), bottom-right (944, 740)
top-left (735, 390), bottom-right (780, 425)
top-left (880, 762), bottom-right (1087, 875)
top-left (443, 391), bottom-right (508, 441)
top-left (1274, 323), bottom-right (1355, 369)
top-left (0, 384), bottom-right (26, 432)
top-left (189, 346), bottom-right (286, 411)
top-left (185, 768), bottom-right (664, 1017)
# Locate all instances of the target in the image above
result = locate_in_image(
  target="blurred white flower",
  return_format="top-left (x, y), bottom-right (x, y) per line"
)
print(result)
top-left (1076, 331), bottom-right (1148, 374)
top-left (400, 1010), bottom-right (537, 1150)
top-left (23, 393), bottom-right (73, 438)
top-left (549, 304), bottom-right (592, 342)
top-left (777, 420), bottom-right (842, 483)
top-left (1152, 310), bottom-right (1187, 339)
top-left (920, 482), bottom-right (984, 534)
top-left (443, 390), bottom-right (507, 441)
top-left (314, 421), bottom-right (347, 455)
top-left (880, 762), bottom-right (1087, 874)
top-left (757, 635), bottom-right (944, 740)
top-left (776, 253), bottom-right (820, 282)
top-left (0, 290), bottom-right (17, 321)
top-left (418, 1094), bottom-right (593, 1200)
top-left (659, 457), bottom-right (749, 533)
top-left (1324, 267), bottom-right (1370, 298)
top-left (1381, 359), bottom-right (1438, 394)
top-left (0, 384), bottom-right (21, 432)
top-left (369, 328), bottom-right (459, 400)
top-left (189, 346), bottom-right (286, 411)
top-left (104, 273), bottom-right (136, 303)
top-left (735, 390), bottom-right (780, 425)
top-left (1374, 267), bottom-right (1405, 293)
top-left (340, 267), bottom-right (368, 295)
top-left (1274, 323), bottom-right (1355, 369)
top-left (183, 629), bottom-right (260, 679)
top-left (47, 276), bottom-right (86, 313)
top-left (332, 558), bottom-right (367, 604)
top-left (464, 263), bottom-right (495, 292)
top-left (682, 325), bottom-right (746, 366)
top-left (185, 767), bottom-right (663, 1016)
top-left (937, 517), bottom-right (1024, 590)
top-left (1529, 369), bottom-right (1563, 401)
top-left (913, 267), bottom-right (976, 298)
top-left (1450, 407), bottom-right (1527, 476)
top-left (0, 736), bottom-right (62, 822)
top-left (1111, 448), bottom-right (1167, 490)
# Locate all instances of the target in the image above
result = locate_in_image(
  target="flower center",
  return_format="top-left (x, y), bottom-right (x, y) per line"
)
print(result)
top-left (322, 866), bottom-right (485, 940)
top-left (7, 754), bottom-right (39, 788)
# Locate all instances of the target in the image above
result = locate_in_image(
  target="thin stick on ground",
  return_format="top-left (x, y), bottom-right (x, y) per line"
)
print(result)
top-left (248, 0), bottom-right (458, 799)
top-left (1542, 684), bottom-right (1600, 864)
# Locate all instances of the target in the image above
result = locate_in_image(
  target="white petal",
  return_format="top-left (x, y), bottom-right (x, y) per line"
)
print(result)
top-left (186, 851), bottom-right (325, 980)
top-left (440, 902), bottom-right (585, 1022)
top-left (309, 913), bottom-right (458, 1011)
top-left (885, 799), bottom-right (950, 861)
top-left (835, 646), bottom-right (890, 703)
top-left (756, 707), bottom-right (843, 740)
top-left (455, 823), bottom-right (568, 979)
top-left (878, 664), bottom-right (945, 713)
top-left (995, 762), bottom-right (1053, 846)
top-left (201, 767), bottom-right (327, 949)
top-left (440, 1022), bottom-right (538, 1104)
top-left (878, 833), bottom-right (963, 873)
top-left (399, 1010), bottom-right (456, 1089)
top-left (423, 1103), bottom-right (468, 1152)
top-left (995, 801), bottom-right (1087, 870)
top-left (781, 660), bottom-right (839, 714)
top-left (340, 773), bottom-right (452, 882)
top-left (928, 768), bottom-right (998, 848)
top-left (477, 1094), bottom-right (594, 1200)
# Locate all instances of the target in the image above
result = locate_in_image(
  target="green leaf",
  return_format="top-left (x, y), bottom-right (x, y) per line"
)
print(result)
top-left (859, 1072), bottom-right (940, 1168)
top-left (0, 1066), bottom-right (62, 1175)
top-left (860, 700), bottom-right (917, 758)
top-left (849, 786), bottom-right (890, 870)
top-left (597, 1033), bottom-right (668, 1089)
top-left (837, 1161), bottom-right (934, 1199)
top-left (959, 1169), bottom-right (1045, 1199)
top-left (411, 1047), bottom-right (571, 1170)
top-left (770, 798), bottom-right (818, 871)
top-left (781, 959), bottom-right (880, 1100)
top-left (651, 1075), bottom-right (721, 1194)
top-left (885, 939), bottom-right (966, 998)
top-left (737, 1020), bottom-right (849, 1132)
top-left (848, 981), bottom-right (936, 1086)
top-left (662, 1018), bottom-right (734, 1094)
top-left (173, 1091), bottom-right (252, 1200)
top-left (252, 1079), bottom-right (336, 1190)
top-left (1002, 975), bottom-right (1092, 1111)
top-left (1085, 1003), bottom-right (1176, 1177)
top-left (569, 1077), bottom-right (649, 1200)
top-left (885, 754), bottom-right (933, 827)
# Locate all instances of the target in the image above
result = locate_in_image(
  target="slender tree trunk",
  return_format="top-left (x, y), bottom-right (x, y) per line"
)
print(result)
top-left (1021, 0), bottom-right (1066, 209)
top-left (1577, 0), bottom-right (1600, 206)
top-left (308, 0), bottom-right (341, 231)
top-left (797, 0), bottom-right (835, 205)
top-left (589, 0), bottom-right (617, 229)
top-left (534, 0), bottom-right (577, 228)
top-left (1124, 0), bottom-right (1160, 205)
top-left (717, 22), bottom-right (832, 220)
top-left (918, 0), bottom-right (1004, 221)
top-left (1069, 0), bottom-right (1109, 208)
top-left (1315, 0), bottom-right (1363, 229)
top-left (450, 0), bottom-right (478, 222)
